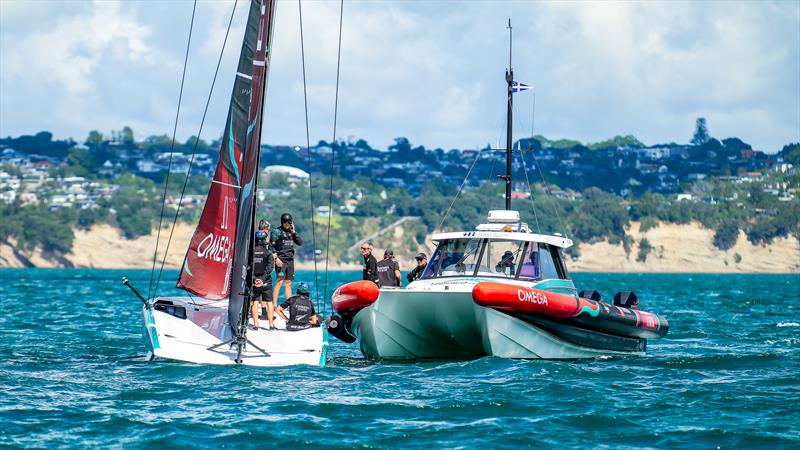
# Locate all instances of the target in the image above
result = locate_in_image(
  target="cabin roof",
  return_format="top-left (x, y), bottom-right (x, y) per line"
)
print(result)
top-left (431, 230), bottom-right (573, 248)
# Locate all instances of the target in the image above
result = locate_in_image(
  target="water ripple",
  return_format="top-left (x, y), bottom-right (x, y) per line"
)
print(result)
top-left (0, 270), bottom-right (798, 448)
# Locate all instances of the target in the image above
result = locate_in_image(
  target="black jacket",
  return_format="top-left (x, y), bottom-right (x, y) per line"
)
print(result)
top-left (271, 227), bottom-right (302, 260)
top-left (362, 253), bottom-right (378, 283)
top-left (406, 263), bottom-right (427, 283)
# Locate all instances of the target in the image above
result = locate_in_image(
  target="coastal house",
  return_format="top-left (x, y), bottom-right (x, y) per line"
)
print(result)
top-left (316, 205), bottom-right (331, 217)
top-left (262, 165), bottom-right (310, 185)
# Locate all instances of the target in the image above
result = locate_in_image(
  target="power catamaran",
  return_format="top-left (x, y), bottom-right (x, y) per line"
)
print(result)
top-left (326, 24), bottom-right (669, 360)
top-left (123, 0), bottom-right (326, 367)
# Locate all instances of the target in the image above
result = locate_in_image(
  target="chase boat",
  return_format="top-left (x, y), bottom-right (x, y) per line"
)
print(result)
top-left (327, 210), bottom-right (669, 359)
top-left (326, 25), bottom-right (669, 359)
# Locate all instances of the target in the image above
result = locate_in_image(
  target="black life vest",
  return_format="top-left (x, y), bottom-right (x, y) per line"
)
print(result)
top-left (252, 244), bottom-right (271, 276)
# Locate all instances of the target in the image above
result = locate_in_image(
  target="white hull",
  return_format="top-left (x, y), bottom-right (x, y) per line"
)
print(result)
top-left (142, 297), bottom-right (326, 367)
top-left (350, 281), bottom-right (642, 360)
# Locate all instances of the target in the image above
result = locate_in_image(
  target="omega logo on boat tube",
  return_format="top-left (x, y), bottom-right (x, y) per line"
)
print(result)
top-left (517, 288), bottom-right (548, 306)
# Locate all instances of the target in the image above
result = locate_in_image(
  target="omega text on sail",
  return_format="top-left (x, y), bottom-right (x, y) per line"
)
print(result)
top-left (197, 233), bottom-right (232, 263)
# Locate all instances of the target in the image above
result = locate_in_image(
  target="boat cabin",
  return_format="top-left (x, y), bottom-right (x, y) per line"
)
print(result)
top-left (422, 210), bottom-right (573, 282)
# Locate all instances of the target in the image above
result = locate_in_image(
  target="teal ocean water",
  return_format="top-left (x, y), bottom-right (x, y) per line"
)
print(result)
top-left (1, 269), bottom-right (798, 448)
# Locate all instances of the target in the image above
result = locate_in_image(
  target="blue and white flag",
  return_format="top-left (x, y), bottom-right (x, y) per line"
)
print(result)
top-left (511, 82), bottom-right (532, 93)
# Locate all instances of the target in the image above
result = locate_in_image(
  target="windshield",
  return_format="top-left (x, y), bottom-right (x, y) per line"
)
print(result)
top-left (421, 238), bottom-right (569, 281)
top-left (422, 238), bottom-right (483, 278)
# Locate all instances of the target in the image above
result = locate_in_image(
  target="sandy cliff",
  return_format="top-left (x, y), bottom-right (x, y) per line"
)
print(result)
top-left (0, 221), bottom-right (797, 273)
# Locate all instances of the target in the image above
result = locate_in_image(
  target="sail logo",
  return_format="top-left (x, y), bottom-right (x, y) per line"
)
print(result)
top-left (221, 197), bottom-right (230, 230)
top-left (517, 288), bottom-right (547, 305)
top-left (197, 233), bottom-right (232, 263)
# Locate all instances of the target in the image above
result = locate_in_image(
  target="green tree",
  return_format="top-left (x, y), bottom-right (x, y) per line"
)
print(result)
top-left (121, 126), bottom-right (135, 146)
top-left (691, 117), bottom-right (710, 145)
top-left (637, 238), bottom-right (652, 262)
top-left (185, 135), bottom-right (209, 152)
top-left (86, 130), bottom-right (104, 147)
top-left (779, 143), bottom-right (800, 165)
top-left (67, 146), bottom-right (98, 177)
top-left (713, 219), bottom-right (739, 250)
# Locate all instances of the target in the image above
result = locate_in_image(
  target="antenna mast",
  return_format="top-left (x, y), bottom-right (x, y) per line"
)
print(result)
top-left (502, 19), bottom-right (514, 210)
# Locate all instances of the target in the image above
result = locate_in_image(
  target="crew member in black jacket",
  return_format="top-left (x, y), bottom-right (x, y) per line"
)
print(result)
top-left (250, 228), bottom-right (274, 330)
top-left (406, 252), bottom-right (427, 283)
top-left (361, 241), bottom-right (378, 284)
top-left (271, 213), bottom-right (302, 305)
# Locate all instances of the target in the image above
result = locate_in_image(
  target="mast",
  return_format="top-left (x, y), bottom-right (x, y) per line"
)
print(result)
top-left (176, 0), bottom-right (276, 322)
top-left (228, 0), bottom-right (277, 333)
top-left (504, 19), bottom-right (513, 210)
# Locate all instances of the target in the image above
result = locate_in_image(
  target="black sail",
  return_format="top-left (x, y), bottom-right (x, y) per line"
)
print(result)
top-left (227, 0), bottom-right (277, 332)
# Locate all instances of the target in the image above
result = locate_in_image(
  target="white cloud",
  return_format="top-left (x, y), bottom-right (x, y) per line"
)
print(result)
top-left (1, 0), bottom-right (798, 151)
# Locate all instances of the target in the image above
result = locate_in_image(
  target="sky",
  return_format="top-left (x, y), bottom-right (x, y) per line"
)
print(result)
top-left (1, 0), bottom-right (798, 153)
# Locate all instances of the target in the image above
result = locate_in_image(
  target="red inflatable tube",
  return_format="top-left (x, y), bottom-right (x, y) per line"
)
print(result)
top-left (473, 282), bottom-right (585, 318)
top-left (331, 280), bottom-right (380, 315)
top-left (472, 282), bottom-right (669, 339)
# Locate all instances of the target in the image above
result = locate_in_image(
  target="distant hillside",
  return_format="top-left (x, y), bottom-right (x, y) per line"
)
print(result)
top-left (1, 221), bottom-right (797, 274)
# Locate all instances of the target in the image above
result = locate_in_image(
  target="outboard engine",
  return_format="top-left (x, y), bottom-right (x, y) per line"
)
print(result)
top-left (326, 314), bottom-right (356, 343)
top-left (613, 291), bottom-right (640, 309)
top-left (578, 289), bottom-right (603, 302)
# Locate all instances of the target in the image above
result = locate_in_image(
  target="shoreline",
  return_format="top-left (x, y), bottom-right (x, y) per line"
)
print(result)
top-left (0, 222), bottom-right (797, 274)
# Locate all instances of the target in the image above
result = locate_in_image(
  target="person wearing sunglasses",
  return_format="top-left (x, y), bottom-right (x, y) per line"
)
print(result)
top-left (361, 241), bottom-right (378, 284)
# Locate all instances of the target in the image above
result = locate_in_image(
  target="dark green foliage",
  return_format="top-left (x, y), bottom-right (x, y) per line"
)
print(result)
top-left (637, 238), bottom-right (652, 262)
top-left (0, 131), bottom-right (74, 158)
top-left (779, 143), bottom-right (800, 165)
top-left (0, 203), bottom-right (74, 255)
top-left (66, 147), bottom-right (97, 177)
top-left (734, 253), bottom-right (742, 263)
top-left (713, 219), bottom-right (740, 250)
top-left (588, 135), bottom-right (645, 150)
top-left (110, 186), bottom-right (157, 239)
top-left (692, 117), bottom-right (710, 145)
top-left (570, 188), bottom-right (629, 243)
top-left (639, 216), bottom-right (659, 233)
top-left (76, 208), bottom-right (105, 230)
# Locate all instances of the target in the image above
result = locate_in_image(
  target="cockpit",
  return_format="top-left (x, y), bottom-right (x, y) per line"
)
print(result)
top-left (420, 236), bottom-right (570, 281)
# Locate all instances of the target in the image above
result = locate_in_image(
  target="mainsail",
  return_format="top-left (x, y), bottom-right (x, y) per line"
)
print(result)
top-left (177, 0), bottom-right (276, 323)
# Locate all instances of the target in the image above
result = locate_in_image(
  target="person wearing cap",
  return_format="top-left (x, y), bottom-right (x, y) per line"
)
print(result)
top-left (361, 241), bottom-right (378, 284)
top-left (406, 252), bottom-right (428, 283)
top-left (376, 248), bottom-right (402, 288)
top-left (250, 227), bottom-right (274, 330)
top-left (271, 212), bottom-right (302, 305)
top-left (495, 250), bottom-right (516, 275)
top-left (276, 281), bottom-right (319, 331)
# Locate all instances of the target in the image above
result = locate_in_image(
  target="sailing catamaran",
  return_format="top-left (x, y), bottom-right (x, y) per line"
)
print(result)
top-left (124, 0), bottom-right (326, 367)
top-left (326, 22), bottom-right (670, 360)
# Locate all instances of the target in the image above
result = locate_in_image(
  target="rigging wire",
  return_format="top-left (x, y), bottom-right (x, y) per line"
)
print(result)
top-left (512, 97), bottom-right (569, 238)
top-left (148, 0), bottom-right (197, 301)
top-left (512, 92), bottom-right (541, 234)
top-left (525, 92), bottom-right (541, 233)
top-left (297, 0), bottom-right (322, 310)
top-left (153, 0), bottom-right (239, 297)
top-left (323, 0), bottom-right (345, 311)
top-left (437, 148), bottom-right (484, 231)
top-left (518, 145), bottom-right (541, 234)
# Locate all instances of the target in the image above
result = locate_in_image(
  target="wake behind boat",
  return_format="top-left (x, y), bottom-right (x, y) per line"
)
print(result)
top-left (326, 21), bottom-right (670, 360)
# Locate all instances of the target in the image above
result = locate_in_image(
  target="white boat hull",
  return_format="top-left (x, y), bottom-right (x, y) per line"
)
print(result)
top-left (142, 297), bottom-right (327, 367)
top-left (350, 284), bottom-right (642, 360)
